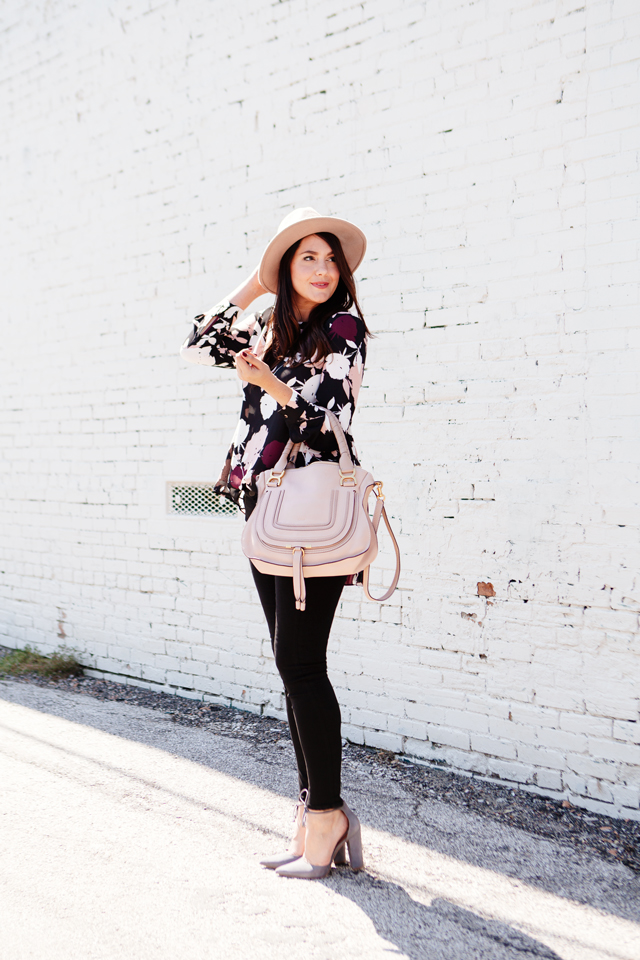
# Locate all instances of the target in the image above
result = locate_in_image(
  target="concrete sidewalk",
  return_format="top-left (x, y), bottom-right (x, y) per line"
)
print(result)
top-left (1, 680), bottom-right (638, 960)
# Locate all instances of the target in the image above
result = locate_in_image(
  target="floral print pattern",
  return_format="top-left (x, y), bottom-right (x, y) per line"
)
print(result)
top-left (180, 299), bottom-right (367, 507)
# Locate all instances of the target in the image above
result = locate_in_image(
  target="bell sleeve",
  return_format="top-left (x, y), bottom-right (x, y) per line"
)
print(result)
top-left (180, 299), bottom-right (264, 369)
top-left (279, 313), bottom-right (367, 453)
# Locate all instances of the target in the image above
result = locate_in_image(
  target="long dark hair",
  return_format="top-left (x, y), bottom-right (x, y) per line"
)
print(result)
top-left (264, 232), bottom-right (370, 366)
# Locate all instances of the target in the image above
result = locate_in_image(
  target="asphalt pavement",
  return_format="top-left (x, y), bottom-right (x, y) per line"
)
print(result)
top-left (1, 679), bottom-right (638, 960)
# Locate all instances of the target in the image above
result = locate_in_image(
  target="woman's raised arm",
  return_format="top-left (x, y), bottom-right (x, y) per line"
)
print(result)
top-left (179, 267), bottom-right (269, 368)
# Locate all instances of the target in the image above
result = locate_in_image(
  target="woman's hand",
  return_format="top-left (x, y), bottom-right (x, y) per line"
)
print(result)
top-left (234, 349), bottom-right (271, 388)
top-left (235, 350), bottom-right (293, 407)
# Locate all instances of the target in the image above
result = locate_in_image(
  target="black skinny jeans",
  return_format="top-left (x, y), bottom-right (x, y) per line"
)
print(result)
top-left (250, 562), bottom-right (346, 810)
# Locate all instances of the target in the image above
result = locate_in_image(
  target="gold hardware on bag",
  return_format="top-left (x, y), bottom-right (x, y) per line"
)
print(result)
top-left (339, 468), bottom-right (357, 486)
top-left (267, 469), bottom-right (286, 486)
top-left (373, 480), bottom-right (385, 501)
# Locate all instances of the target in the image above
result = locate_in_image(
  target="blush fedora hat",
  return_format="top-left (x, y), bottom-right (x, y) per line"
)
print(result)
top-left (258, 206), bottom-right (367, 294)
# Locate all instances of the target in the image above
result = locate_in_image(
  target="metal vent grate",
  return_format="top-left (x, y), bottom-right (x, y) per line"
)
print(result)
top-left (167, 483), bottom-right (237, 517)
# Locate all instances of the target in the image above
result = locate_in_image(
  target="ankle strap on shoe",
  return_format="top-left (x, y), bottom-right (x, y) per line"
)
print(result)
top-left (302, 804), bottom-right (343, 826)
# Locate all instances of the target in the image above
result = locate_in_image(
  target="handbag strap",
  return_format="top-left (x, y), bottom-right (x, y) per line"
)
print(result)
top-left (271, 407), bottom-right (354, 476)
top-left (362, 490), bottom-right (401, 603)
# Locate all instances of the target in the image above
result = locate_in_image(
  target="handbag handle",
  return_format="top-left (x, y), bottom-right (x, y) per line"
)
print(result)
top-left (270, 407), bottom-right (355, 476)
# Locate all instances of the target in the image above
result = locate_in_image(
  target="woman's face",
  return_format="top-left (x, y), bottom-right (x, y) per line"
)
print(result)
top-left (289, 234), bottom-right (340, 316)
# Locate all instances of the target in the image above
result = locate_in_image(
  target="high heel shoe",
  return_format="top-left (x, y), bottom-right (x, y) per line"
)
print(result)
top-left (275, 801), bottom-right (363, 879)
top-left (259, 789), bottom-right (308, 870)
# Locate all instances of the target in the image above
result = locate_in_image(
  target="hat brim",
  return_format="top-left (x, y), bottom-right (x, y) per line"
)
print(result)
top-left (258, 216), bottom-right (367, 294)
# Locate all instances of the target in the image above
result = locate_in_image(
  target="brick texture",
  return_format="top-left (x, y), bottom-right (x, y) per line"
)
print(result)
top-left (1, 0), bottom-right (639, 819)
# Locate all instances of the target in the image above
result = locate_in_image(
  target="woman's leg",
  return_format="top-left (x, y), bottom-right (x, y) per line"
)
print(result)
top-left (272, 573), bottom-right (346, 810)
top-left (250, 563), bottom-right (309, 796)
top-left (251, 564), bottom-right (351, 870)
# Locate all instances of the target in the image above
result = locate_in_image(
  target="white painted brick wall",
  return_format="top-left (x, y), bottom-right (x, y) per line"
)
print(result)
top-left (1, 0), bottom-right (639, 819)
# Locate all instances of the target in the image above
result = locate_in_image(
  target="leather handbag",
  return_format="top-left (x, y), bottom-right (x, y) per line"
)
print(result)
top-left (241, 409), bottom-right (400, 611)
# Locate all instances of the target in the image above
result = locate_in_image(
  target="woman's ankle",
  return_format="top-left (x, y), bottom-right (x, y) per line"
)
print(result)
top-left (305, 809), bottom-right (347, 841)
top-left (303, 808), bottom-right (348, 865)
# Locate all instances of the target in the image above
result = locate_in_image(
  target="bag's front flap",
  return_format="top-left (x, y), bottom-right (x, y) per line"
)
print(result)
top-left (256, 462), bottom-right (358, 549)
top-left (241, 462), bottom-right (376, 565)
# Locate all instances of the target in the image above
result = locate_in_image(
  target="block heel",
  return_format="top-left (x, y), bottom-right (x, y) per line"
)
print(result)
top-left (341, 802), bottom-right (364, 871)
top-left (345, 829), bottom-right (363, 870)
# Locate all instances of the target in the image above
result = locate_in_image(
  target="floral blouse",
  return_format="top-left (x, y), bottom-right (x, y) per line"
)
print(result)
top-left (180, 299), bottom-right (367, 508)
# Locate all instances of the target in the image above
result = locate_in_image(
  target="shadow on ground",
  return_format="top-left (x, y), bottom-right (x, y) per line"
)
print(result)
top-left (320, 869), bottom-right (562, 960)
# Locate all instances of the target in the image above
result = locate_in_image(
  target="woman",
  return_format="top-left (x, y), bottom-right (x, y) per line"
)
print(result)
top-left (180, 207), bottom-right (370, 879)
